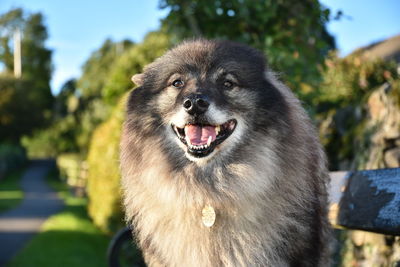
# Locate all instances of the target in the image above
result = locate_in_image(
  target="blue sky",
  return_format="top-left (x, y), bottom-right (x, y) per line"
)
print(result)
top-left (0, 0), bottom-right (399, 94)
top-left (321, 0), bottom-right (400, 54)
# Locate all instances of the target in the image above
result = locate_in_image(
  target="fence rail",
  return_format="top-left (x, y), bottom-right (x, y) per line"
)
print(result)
top-left (329, 167), bottom-right (400, 235)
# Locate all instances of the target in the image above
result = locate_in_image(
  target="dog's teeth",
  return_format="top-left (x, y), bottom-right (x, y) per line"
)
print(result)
top-left (207, 136), bottom-right (212, 146)
top-left (215, 125), bottom-right (220, 135)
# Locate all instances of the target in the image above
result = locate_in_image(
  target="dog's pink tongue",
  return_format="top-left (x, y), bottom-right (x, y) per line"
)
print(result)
top-left (185, 125), bottom-right (216, 146)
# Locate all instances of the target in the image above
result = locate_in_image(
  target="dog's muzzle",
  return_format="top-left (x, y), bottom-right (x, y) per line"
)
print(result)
top-left (171, 93), bottom-right (237, 158)
top-left (172, 119), bottom-right (237, 158)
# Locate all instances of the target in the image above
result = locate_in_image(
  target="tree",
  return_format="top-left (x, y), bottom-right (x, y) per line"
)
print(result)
top-left (102, 31), bottom-right (170, 104)
top-left (0, 8), bottom-right (53, 142)
top-left (21, 78), bottom-right (81, 157)
top-left (54, 78), bottom-right (77, 119)
top-left (0, 8), bottom-right (24, 71)
top-left (0, 76), bottom-right (44, 142)
top-left (22, 12), bottom-right (53, 106)
top-left (159, 0), bottom-right (335, 91)
top-left (77, 38), bottom-right (133, 99)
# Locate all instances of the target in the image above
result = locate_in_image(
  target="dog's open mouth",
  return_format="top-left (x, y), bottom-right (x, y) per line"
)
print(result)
top-left (172, 119), bottom-right (237, 158)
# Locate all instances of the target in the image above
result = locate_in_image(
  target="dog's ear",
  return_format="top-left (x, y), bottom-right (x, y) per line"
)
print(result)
top-left (131, 73), bottom-right (144, 86)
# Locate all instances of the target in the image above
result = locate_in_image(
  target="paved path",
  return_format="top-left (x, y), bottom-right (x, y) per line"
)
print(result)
top-left (0, 160), bottom-right (64, 266)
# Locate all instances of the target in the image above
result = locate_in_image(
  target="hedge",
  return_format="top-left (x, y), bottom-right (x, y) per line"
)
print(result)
top-left (86, 97), bottom-right (126, 233)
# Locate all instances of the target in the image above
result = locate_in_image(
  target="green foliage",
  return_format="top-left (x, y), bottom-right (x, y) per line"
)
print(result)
top-left (21, 13), bottom-right (53, 98)
top-left (0, 8), bottom-right (23, 70)
top-left (86, 97), bottom-right (126, 233)
top-left (316, 52), bottom-right (399, 107)
top-left (316, 55), bottom-right (400, 170)
top-left (20, 34), bottom-right (150, 158)
top-left (0, 143), bottom-right (26, 177)
top-left (0, 75), bottom-right (51, 142)
top-left (21, 77), bottom-right (104, 158)
top-left (7, 171), bottom-right (110, 267)
top-left (78, 39), bottom-right (134, 99)
top-left (0, 8), bottom-right (53, 142)
top-left (54, 79), bottom-right (77, 119)
top-left (0, 8), bottom-right (53, 103)
top-left (160, 0), bottom-right (335, 89)
top-left (76, 32), bottom-right (170, 233)
top-left (56, 153), bottom-right (87, 193)
top-left (102, 31), bottom-right (170, 104)
top-left (60, 39), bottom-right (133, 156)
top-left (21, 79), bottom-right (80, 158)
top-left (75, 99), bottom-right (112, 154)
top-left (0, 168), bottom-right (24, 213)
top-left (21, 115), bottom-right (80, 158)
top-left (35, 32), bottom-right (171, 159)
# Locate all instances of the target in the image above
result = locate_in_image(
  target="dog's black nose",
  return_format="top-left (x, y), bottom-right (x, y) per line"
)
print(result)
top-left (183, 94), bottom-right (210, 115)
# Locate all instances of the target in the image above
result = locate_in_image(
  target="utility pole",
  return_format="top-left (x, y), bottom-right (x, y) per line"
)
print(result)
top-left (13, 28), bottom-right (22, 78)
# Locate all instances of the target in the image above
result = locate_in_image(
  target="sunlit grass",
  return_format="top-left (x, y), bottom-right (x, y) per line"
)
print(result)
top-left (0, 169), bottom-right (24, 213)
top-left (7, 170), bottom-right (111, 267)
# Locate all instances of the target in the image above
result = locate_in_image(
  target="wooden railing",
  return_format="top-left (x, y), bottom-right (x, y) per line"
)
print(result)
top-left (329, 168), bottom-right (400, 235)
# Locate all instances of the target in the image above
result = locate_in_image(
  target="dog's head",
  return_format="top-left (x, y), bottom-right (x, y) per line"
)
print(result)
top-left (127, 39), bottom-right (287, 165)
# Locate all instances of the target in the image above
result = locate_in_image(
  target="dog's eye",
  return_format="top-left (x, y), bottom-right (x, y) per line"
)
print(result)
top-left (172, 79), bottom-right (184, 88)
top-left (223, 81), bottom-right (234, 89)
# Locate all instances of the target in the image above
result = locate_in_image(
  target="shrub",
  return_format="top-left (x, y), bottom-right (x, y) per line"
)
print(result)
top-left (315, 52), bottom-right (398, 108)
top-left (0, 143), bottom-right (27, 179)
top-left (316, 53), bottom-right (399, 170)
top-left (85, 31), bottom-right (171, 233)
top-left (57, 153), bottom-right (87, 196)
top-left (86, 96), bottom-right (126, 233)
top-left (21, 115), bottom-right (80, 158)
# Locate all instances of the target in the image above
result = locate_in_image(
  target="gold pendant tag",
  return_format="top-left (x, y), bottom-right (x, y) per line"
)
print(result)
top-left (202, 205), bottom-right (216, 227)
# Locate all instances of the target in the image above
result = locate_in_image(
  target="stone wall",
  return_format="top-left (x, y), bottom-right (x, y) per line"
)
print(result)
top-left (331, 80), bottom-right (400, 266)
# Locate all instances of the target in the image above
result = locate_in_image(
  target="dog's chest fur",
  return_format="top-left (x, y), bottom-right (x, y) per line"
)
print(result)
top-left (122, 144), bottom-right (322, 267)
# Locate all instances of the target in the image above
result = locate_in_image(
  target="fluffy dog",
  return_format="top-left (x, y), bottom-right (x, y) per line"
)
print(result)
top-left (120, 39), bottom-right (330, 266)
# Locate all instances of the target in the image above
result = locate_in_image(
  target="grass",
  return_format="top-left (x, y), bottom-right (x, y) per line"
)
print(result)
top-left (7, 170), bottom-right (111, 267)
top-left (0, 169), bottom-right (24, 213)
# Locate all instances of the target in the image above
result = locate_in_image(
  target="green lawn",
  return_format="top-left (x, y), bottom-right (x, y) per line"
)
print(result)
top-left (0, 169), bottom-right (24, 213)
top-left (7, 170), bottom-right (111, 267)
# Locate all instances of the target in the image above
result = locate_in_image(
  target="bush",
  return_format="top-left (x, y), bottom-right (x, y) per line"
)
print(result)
top-left (86, 96), bottom-right (126, 233)
top-left (57, 153), bottom-right (87, 196)
top-left (315, 52), bottom-right (398, 108)
top-left (0, 143), bottom-right (27, 180)
top-left (85, 31), bottom-right (171, 233)
top-left (316, 53), bottom-right (399, 170)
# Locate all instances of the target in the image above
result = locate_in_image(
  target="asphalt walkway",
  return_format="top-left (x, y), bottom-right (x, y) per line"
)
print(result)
top-left (0, 160), bottom-right (64, 266)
